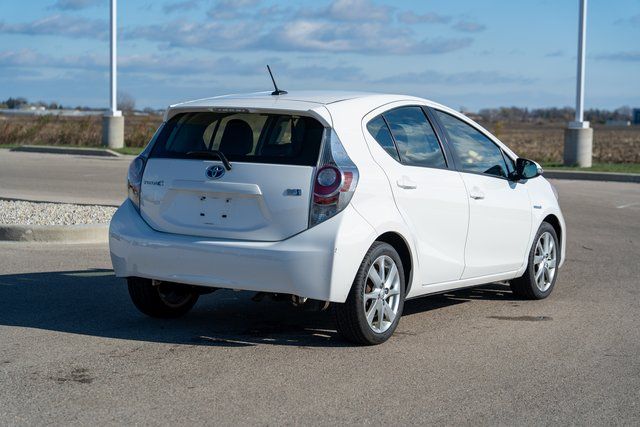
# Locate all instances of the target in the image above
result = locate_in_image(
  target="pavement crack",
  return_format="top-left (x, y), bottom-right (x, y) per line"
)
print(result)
top-left (487, 315), bottom-right (553, 322)
top-left (50, 367), bottom-right (94, 384)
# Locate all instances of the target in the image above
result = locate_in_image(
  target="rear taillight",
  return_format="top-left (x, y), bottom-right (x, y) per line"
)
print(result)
top-left (309, 129), bottom-right (359, 227)
top-left (127, 156), bottom-right (146, 211)
top-left (314, 165), bottom-right (341, 201)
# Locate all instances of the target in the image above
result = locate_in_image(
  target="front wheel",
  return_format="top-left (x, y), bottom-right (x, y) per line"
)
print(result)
top-left (127, 277), bottom-right (199, 318)
top-left (510, 222), bottom-right (559, 299)
top-left (335, 242), bottom-right (405, 345)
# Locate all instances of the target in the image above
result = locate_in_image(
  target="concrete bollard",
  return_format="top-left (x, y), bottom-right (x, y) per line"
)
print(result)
top-left (563, 126), bottom-right (593, 167)
top-left (102, 114), bottom-right (125, 149)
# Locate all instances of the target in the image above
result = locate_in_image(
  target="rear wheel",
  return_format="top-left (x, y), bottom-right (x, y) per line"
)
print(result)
top-left (127, 277), bottom-right (199, 318)
top-left (510, 222), bottom-right (559, 299)
top-left (335, 242), bottom-right (405, 345)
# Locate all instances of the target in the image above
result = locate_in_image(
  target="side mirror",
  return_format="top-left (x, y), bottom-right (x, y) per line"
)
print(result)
top-left (514, 158), bottom-right (542, 180)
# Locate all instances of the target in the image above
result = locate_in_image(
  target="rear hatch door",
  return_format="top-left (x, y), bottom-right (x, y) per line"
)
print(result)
top-left (140, 110), bottom-right (325, 241)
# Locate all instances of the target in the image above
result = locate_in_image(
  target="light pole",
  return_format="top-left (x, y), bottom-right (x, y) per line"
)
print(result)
top-left (102, 0), bottom-right (124, 149)
top-left (564, 0), bottom-right (592, 167)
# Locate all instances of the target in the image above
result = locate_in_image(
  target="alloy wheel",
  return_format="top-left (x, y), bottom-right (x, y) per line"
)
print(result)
top-left (363, 255), bottom-right (401, 333)
top-left (533, 231), bottom-right (557, 292)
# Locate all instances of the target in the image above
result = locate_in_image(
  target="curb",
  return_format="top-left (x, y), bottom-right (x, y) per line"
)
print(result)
top-left (0, 223), bottom-right (109, 243)
top-left (10, 145), bottom-right (121, 157)
top-left (544, 170), bottom-right (640, 183)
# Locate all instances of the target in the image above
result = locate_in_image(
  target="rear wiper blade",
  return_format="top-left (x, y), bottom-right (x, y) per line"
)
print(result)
top-left (185, 150), bottom-right (232, 170)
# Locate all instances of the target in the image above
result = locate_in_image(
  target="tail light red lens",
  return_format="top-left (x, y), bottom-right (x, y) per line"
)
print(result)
top-left (341, 171), bottom-right (353, 191)
top-left (314, 165), bottom-right (342, 200)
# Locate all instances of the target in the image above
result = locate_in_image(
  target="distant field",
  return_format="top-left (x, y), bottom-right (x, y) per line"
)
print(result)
top-left (1, 114), bottom-right (639, 164)
top-left (479, 121), bottom-right (640, 164)
top-left (0, 114), bottom-right (162, 149)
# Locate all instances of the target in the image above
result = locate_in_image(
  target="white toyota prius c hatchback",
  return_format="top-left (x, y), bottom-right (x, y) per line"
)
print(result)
top-left (109, 90), bottom-right (566, 345)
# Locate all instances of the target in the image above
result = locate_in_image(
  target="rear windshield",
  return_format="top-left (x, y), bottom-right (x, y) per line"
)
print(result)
top-left (149, 112), bottom-right (325, 166)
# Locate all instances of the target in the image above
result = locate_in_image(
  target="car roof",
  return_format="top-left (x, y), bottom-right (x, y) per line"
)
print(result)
top-left (166, 90), bottom-right (435, 125)
top-left (170, 90), bottom-right (427, 109)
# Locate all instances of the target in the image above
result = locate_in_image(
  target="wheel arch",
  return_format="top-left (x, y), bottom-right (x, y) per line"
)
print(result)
top-left (542, 214), bottom-right (562, 262)
top-left (375, 231), bottom-right (414, 297)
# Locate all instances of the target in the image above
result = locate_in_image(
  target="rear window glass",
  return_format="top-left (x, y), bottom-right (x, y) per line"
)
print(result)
top-left (150, 112), bottom-right (325, 166)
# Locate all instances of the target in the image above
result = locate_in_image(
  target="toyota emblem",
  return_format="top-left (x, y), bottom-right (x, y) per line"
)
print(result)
top-left (205, 165), bottom-right (225, 180)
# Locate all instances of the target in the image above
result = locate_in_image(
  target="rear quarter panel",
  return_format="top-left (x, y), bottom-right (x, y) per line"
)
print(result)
top-left (323, 101), bottom-right (423, 298)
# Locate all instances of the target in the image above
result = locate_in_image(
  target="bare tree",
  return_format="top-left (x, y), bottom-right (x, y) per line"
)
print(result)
top-left (117, 92), bottom-right (136, 113)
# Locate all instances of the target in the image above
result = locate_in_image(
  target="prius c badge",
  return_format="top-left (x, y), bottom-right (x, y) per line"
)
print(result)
top-left (205, 165), bottom-right (225, 180)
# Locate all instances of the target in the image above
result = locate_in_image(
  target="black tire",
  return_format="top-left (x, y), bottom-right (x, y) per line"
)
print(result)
top-left (510, 222), bottom-right (560, 300)
top-left (127, 277), bottom-right (199, 318)
top-left (335, 242), bottom-right (405, 345)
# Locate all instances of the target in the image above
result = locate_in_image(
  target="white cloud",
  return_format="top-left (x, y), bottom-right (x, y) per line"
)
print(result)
top-left (314, 0), bottom-right (393, 23)
top-left (126, 19), bottom-right (261, 50)
top-left (376, 69), bottom-right (534, 86)
top-left (398, 11), bottom-right (451, 25)
top-left (544, 50), bottom-right (564, 58)
top-left (452, 21), bottom-right (486, 33)
top-left (126, 15), bottom-right (473, 56)
top-left (207, 0), bottom-right (263, 20)
top-left (261, 19), bottom-right (473, 54)
top-left (0, 48), bottom-right (367, 82)
top-left (0, 49), bottom-right (104, 70)
top-left (615, 13), bottom-right (640, 26)
top-left (163, 0), bottom-right (202, 14)
top-left (596, 51), bottom-right (640, 62)
top-left (0, 14), bottom-right (106, 39)
top-left (2, 2), bottom-right (480, 56)
top-left (50, 0), bottom-right (102, 11)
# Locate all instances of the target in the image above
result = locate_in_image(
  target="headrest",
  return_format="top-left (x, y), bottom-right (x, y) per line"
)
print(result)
top-left (219, 119), bottom-right (253, 156)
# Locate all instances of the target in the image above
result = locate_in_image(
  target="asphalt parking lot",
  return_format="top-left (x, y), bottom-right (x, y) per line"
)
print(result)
top-left (0, 151), bottom-right (129, 206)
top-left (0, 153), bottom-right (639, 424)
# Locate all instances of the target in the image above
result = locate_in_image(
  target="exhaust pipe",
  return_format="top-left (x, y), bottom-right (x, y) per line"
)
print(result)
top-left (252, 293), bottom-right (329, 311)
top-left (292, 295), bottom-right (330, 311)
top-left (291, 295), bottom-right (307, 307)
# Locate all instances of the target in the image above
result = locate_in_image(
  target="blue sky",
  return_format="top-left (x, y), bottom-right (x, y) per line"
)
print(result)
top-left (0, 0), bottom-right (638, 111)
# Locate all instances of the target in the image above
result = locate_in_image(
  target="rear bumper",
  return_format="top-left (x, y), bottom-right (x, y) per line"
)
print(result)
top-left (109, 200), bottom-right (376, 302)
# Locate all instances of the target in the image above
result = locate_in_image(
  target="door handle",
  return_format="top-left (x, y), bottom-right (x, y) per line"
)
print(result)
top-left (469, 188), bottom-right (485, 200)
top-left (396, 177), bottom-right (417, 190)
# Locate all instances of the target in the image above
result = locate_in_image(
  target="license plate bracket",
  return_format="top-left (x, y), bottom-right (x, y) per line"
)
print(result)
top-left (198, 195), bottom-right (232, 224)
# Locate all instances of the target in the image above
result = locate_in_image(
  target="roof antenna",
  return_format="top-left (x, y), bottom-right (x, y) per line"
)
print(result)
top-left (267, 65), bottom-right (287, 96)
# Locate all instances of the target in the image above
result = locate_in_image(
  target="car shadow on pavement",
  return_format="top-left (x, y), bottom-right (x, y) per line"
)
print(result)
top-left (402, 282), bottom-right (517, 316)
top-left (0, 269), bottom-right (516, 347)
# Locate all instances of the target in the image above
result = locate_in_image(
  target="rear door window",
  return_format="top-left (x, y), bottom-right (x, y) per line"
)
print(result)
top-left (383, 107), bottom-right (447, 169)
top-left (150, 112), bottom-right (324, 166)
top-left (366, 116), bottom-right (400, 161)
